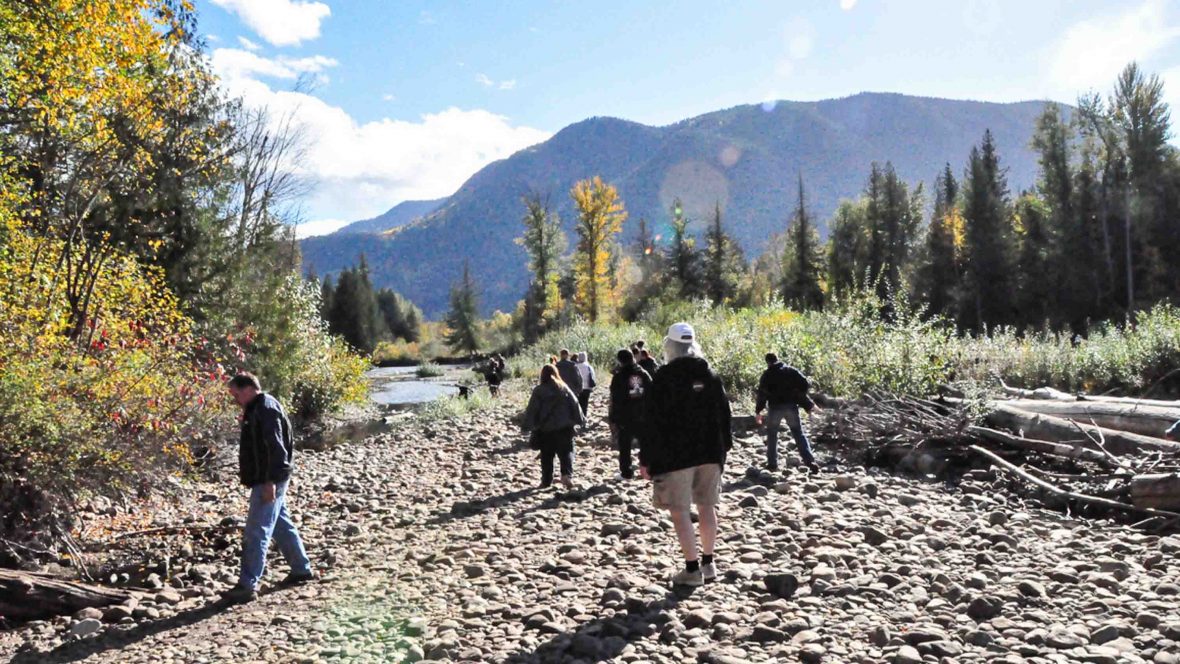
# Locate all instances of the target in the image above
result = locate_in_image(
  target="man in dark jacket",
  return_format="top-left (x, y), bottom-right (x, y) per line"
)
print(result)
top-left (608, 349), bottom-right (652, 480)
top-left (755, 353), bottom-right (819, 473)
top-left (223, 373), bottom-right (313, 603)
top-left (555, 349), bottom-right (584, 406)
top-left (640, 323), bottom-right (732, 587)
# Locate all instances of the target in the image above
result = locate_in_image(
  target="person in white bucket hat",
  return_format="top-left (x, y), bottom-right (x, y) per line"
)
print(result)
top-left (639, 322), bottom-right (733, 587)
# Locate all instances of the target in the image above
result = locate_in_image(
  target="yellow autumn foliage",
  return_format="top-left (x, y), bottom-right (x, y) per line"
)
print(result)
top-left (570, 176), bottom-right (627, 322)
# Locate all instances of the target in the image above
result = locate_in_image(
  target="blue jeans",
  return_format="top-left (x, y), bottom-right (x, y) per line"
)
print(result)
top-left (239, 480), bottom-right (311, 590)
top-left (766, 404), bottom-right (814, 466)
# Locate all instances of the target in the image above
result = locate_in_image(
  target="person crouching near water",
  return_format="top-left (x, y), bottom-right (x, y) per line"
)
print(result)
top-left (523, 364), bottom-right (585, 491)
top-left (639, 322), bottom-right (732, 587)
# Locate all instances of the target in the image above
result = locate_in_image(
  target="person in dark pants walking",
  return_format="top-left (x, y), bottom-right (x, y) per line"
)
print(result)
top-left (608, 348), bottom-right (652, 480)
top-left (223, 373), bottom-right (313, 604)
top-left (523, 364), bottom-right (585, 490)
top-left (754, 353), bottom-right (820, 473)
top-left (575, 352), bottom-right (597, 421)
top-left (555, 349), bottom-right (584, 409)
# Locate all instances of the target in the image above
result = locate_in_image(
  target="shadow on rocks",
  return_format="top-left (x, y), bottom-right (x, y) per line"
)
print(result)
top-left (500, 587), bottom-right (695, 663)
top-left (9, 599), bottom-right (231, 664)
top-left (427, 487), bottom-right (540, 525)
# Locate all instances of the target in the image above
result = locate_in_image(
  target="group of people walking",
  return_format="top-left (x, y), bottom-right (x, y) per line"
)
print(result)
top-left (216, 321), bottom-right (822, 600)
top-left (522, 322), bottom-right (819, 586)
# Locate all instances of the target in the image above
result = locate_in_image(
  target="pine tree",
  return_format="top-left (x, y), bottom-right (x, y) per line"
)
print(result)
top-left (782, 175), bottom-right (825, 310)
top-left (864, 162), bottom-right (922, 299)
top-left (376, 288), bottom-right (422, 342)
top-left (570, 177), bottom-right (627, 322)
top-left (445, 261), bottom-right (481, 355)
top-left (666, 197), bottom-right (702, 299)
top-left (703, 201), bottom-right (745, 305)
top-left (914, 165), bottom-right (963, 320)
top-left (319, 275), bottom-right (335, 320)
top-left (826, 199), bottom-right (869, 298)
top-left (515, 193), bottom-right (566, 342)
top-left (960, 130), bottom-right (1016, 331)
top-left (1014, 194), bottom-right (1054, 328)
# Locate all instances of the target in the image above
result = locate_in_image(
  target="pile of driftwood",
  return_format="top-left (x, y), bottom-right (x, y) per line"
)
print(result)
top-left (814, 386), bottom-right (1180, 530)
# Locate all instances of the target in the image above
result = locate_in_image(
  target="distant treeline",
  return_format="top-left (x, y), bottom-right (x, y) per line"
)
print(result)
top-left (313, 258), bottom-right (423, 355)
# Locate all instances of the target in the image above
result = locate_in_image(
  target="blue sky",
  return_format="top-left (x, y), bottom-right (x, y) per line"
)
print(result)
top-left (195, 0), bottom-right (1180, 236)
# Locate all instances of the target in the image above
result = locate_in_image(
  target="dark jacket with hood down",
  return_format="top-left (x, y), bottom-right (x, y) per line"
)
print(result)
top-left (640, 356), bottom-right (732, 476)
top-left (239, 393), bottom-right (295, 487)
top-left (755, 362), bottom-right (814, 412)
top-left (523, 381), bottom-right (585, 433)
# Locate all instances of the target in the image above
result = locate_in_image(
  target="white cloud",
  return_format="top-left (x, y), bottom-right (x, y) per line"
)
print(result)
top-left (237, 36), bottom-right (261, 51)
top-left (211, 0), bottom-right (331, 47)
top-left (476, 73), bottom-right (517, 90)
top-left (382, 93), bottom-right (396, 102)
top-left (211, 48), bottom-right (338, 82)
top-left (839, 0), bottom-right (856, 11)
top-left (296, 218), bottom-right (348, 238)
top-left (1049, 0), bottom-right (1180, 94)
top-left (211, 53), bottom-right (551, 229)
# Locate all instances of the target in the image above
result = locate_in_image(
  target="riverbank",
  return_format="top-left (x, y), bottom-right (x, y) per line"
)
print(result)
top-left (3, 387), bottom-right (1180, 663)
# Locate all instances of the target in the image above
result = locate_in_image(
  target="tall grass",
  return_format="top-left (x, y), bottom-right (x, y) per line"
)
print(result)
top-left (516, 291), bottom-right (1180, 400)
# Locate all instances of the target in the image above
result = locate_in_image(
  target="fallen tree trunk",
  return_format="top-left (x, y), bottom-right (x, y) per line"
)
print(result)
top-left (0, 568), bottom-right (134, 621)
top-left (985, 405), bottom-right (1180, 456)
top-left (995, 400), bottom-right (1180, 439)
top-left (967, 426), bottom-right (1122, 468)
top-left (1130, 473), bottom-right (1180, 511)
top-left (1078, 395), bottom-right (1180, 409)
top-left (999, 383), bottom-right (1076, 401)
top-left (968, 445), bottom-right (1180, 522)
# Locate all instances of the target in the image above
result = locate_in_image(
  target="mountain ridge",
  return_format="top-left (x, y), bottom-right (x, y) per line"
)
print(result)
top-left (302, 92), bottom-right (1064, 317)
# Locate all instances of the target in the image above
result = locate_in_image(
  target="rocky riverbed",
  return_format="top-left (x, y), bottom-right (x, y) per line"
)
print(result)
top-left (3, 388), bottom-right (1180, 663)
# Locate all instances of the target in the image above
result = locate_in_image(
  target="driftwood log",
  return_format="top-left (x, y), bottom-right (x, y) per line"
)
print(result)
top-left (995, 400), bottom-right (1179, 439)
top-left (999, 382), bottom-right (1179, 409)
top-left (985, 405), bottom-right (1180, 456)
top-left (1130, 473), bottom-right (1180, 511)
top-left (0, 568), bottom-right (134, 621)
top-left (967, 426), bottom-right (1122, 468)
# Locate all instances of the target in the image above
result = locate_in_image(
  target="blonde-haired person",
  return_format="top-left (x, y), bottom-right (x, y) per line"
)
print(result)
top-left (523, 364), bottom-right (585, 490)
top-left (639, 323), bottom-right (732, 587)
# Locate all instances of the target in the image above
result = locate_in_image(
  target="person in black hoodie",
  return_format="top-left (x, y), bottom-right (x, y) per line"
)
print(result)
top-left (754, 353), bottom-right (819, 473)
top-left (223, 373), bottom-right (313, 604)
top-left (523, 364), bottom-right (586, 490)
top-left (640, 322), bottom-right (732, 587)
top-left (608, 348), bottom-right (652, 480)
top-left (637, 348), bottom-right (660, 377)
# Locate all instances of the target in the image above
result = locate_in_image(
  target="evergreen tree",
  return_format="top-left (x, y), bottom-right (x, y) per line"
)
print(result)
top-left (376, 289), bottom-right (422, 343)
top-left (570, 176), bottom-right (627, 322)
top-left (515, 193), bottom-right (566, 342)
top-left (703, 201), bottom-right (745, 305)
top-left (319, 275), bottom-right (335, 320)
top-left (826, 199), bottom-right (869, 298)
top-left (864, 162), bottom-right (923, 299)
top-left (782, 175), bottom-right (825, 310)
top-left (960, 130), bottom-right (1016, 331)
top-left (1014, 194), bottom-right (1054, 328)
top-left (666, 197), bottom-right (703, 298)
top-left (445, 261), bottom-right (481, 355)
top-left (914, 165), bottom-right (963, 320)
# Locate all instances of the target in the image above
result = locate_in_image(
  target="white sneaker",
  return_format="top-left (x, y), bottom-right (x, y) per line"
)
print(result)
top-left (702, 561), bottom-right (717, 581)
top-left (671, 568), bottom-right (704, 587)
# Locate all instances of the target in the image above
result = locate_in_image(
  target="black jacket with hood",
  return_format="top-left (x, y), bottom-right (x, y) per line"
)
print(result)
top-left (640, 356), bottom-right (732, 476)
top-left (239, 393), bottom-right (295, 487)
top-left (608, 362), bottom-right (652, 428)
top-left (523, 381), bottom-right (585, 433)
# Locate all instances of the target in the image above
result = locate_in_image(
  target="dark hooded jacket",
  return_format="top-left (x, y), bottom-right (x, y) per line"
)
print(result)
top-left (555, 359), bottom-right (583, 394)
top-left (608, 362), bottom-right (652, 427)
top-left (239, 393), bottom-right (295, 487)
top-left (640, 356), bottom-right (732, 476)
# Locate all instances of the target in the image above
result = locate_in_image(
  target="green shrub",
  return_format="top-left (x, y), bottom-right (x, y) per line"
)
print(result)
top-left (416, 362), bottom-right (445, 378)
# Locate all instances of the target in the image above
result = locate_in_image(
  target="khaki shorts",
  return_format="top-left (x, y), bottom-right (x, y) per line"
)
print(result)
top-left (652, 463), bottom-right (722, 509)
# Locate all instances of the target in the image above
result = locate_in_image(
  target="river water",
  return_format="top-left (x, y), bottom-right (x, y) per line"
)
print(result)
top-left (367, 366), bottom-right (462, 406)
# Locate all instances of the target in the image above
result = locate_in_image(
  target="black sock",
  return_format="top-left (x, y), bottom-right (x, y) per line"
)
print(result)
top-left (685, 559), bottom-right (700, 573)
top-left (702, 554), bottom-right (714, 565)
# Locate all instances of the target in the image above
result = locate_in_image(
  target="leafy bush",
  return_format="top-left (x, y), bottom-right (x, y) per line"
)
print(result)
top-left (515, 287), bottom-right (1180, 402)
top-left (416, 362), bottom-right (445, 378)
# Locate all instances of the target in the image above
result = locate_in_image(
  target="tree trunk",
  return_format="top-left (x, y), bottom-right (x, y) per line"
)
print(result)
top-left (967, 426), bottom-right (1121, 468)
top-left (985, 404), bottom-right (1180, 456)
top-left (1130, 474), bottom-right (1180, 511)
top-left (0, 569), bottom-right (134, 621)
top-left (995, 400), bottom-right (1179, 439)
